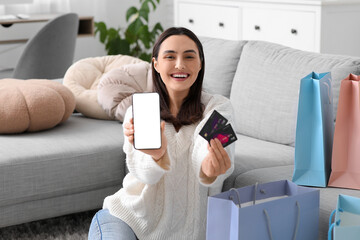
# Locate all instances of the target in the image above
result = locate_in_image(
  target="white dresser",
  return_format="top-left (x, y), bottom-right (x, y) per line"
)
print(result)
top-left (174, 0), bottom-right (360, 56)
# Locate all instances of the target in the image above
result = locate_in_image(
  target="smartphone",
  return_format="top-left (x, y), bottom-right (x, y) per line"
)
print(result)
top-left (132, 92), bottom-right (162, 150)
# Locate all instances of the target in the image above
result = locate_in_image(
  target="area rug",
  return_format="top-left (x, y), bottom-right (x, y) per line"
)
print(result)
top-left (0, 209), bottom-right (99, 240)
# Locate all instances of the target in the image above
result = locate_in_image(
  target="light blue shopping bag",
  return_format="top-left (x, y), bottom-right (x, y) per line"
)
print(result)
top-left (206, 180), bottom-right (319, 240)
top-left (328, 194), bottom-right (360, 240)
top-left (293, 72), bottom-right (334, 187)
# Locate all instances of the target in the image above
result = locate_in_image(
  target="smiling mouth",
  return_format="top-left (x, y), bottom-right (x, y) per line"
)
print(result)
top-left (171, 73), bottom-right (190, 80)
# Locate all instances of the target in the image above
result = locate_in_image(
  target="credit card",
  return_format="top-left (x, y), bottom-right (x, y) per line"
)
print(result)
top-left (199, 110), bottom-right (228, 141)
top-left (209, 123), bottom-right (238, 148)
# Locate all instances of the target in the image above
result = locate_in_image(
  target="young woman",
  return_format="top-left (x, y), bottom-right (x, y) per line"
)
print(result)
top-left (88, 27), bottom-right (235, 240)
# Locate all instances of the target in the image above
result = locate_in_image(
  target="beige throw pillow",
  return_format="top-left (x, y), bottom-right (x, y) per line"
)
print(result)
top-left (0, 79), bottom-right (75, 134)
top-left (63, 54), bottom-right (146, 120)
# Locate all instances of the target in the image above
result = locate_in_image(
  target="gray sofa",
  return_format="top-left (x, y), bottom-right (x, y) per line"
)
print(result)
top-left (1, 37), bottom-right (360, 239)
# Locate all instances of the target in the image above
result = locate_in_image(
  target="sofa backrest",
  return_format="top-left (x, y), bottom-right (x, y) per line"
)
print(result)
top-left (200, 37), bottom-right (246, 98)
top-left (231, 41), bottom-right (360, 146)
top-left (201, 38), bottom-right (360, 146)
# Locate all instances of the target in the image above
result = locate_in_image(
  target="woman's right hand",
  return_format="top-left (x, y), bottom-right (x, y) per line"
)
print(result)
top-left (124, 118), bottom-right (168, 161)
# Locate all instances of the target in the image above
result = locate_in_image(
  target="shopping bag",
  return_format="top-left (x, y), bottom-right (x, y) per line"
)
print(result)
top-left (293, 72), bottom-right (334, 187)
top-left (328, 194), bottom-right (360, 240)
top-left (328, 74), bottom-right (360, 190)
top-left (206, 180), bottom-right (319, 240)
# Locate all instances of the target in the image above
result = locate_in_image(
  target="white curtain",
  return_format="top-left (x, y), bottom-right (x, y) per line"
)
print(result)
top-left (4, 0), bottom-right (70, 14)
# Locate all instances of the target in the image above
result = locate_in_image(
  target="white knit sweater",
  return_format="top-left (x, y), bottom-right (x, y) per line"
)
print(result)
top-left (103, 92), bottom-right (235, 240)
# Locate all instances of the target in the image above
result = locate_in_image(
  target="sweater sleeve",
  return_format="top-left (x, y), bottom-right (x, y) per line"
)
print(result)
top-left (191, 94), bottom-right (235, 194)
top-left (123, 107), bottom-right (170, 185)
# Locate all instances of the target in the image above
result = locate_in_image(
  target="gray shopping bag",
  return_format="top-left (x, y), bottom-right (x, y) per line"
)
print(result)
top-left (206, 180), bottom-right (320, 240)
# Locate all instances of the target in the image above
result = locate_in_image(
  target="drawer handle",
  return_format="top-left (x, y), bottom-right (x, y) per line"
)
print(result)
top-left (291, 29), bottom-right (298, 35)
top-left (1, 24), bottom-right (13, 28)
top-left (188, 19), bottom-right (194, 24)
top-left (254, 25), bottom-right (260, 31)
top-left (219, 22), bottom-right (224, 27)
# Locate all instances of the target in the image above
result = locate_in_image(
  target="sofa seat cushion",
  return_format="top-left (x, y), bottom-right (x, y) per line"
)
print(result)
top-left (63, 55), bottom-right (144, 120)
top-left (234, 165), bottom-right (360, 240)
top-left (0, 114), bottom-right (125, 207)
top-left (230, 41), bottom-right (360, 146)
top-left (0, 79), bottom-right (75, 134)
top-left (222, 134), bottom-right (294, 191)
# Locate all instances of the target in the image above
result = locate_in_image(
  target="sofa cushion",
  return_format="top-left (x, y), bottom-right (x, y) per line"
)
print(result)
top-left (230, 41), bottom-right (360, 145)
top-left (0, 114), bottom-right (125, 207)
top-left (0, 79), bottom-right (75, 134)
top-left (63, 55), bottom-right (144, 120)
top-left (222, 133), bottom-right (294, 191)
top-left (233, 165), bottom-right (360, 240)
top-left (200, 37), bottom-right (246, 98)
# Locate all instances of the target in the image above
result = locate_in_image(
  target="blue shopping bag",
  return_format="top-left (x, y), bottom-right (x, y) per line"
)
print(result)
top-left (206, 180), bottom-right (319, 240)
top-left (328, 194), bottom-right (360, 240)
top-left (293, 72), bottom-right (334, 187)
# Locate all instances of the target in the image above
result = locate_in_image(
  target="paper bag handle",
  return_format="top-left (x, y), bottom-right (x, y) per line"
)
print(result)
top-left (229, 183), bottom-right (260, 208)
top-left (263, 201), bottom-right (300, 240)
top-left (328, 208), bottom-right (343, 240)
top-left (229, 188), bottom-right (242, 208)
top-left (328, 223), bottom-right (335, 240)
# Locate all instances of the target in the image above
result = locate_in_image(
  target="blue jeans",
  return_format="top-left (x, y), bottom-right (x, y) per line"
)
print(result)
top-left (88, 209), bottom-right (138, 240)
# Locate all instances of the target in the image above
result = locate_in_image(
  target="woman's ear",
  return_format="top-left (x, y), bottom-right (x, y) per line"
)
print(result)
top-left (152, 57), bottom-right (159, 73)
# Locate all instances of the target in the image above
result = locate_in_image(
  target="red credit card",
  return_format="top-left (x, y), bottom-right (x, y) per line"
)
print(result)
top-left (209, 124), bottom-right (237, 148)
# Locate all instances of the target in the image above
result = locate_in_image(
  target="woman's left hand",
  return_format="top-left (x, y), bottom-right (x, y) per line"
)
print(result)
top-left (201, 138), bottom-right (231, 179)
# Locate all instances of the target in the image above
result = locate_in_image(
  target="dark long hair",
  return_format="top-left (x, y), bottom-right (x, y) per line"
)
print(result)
top-left (152, 27), bottom-right (205, 131)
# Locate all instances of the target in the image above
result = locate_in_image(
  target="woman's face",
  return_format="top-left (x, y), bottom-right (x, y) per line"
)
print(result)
top-left (153, 35), bottom-right (202, 96)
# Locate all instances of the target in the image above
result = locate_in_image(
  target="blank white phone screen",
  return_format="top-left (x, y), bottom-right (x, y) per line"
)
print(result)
top-left (132, 93), bottom-right (161, 150)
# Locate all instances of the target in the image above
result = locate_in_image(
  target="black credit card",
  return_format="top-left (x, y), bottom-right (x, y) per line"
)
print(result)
top-left (209, 123), bottom-right (238, 148)
top-left (199, 110), bottom-right (228, 141)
